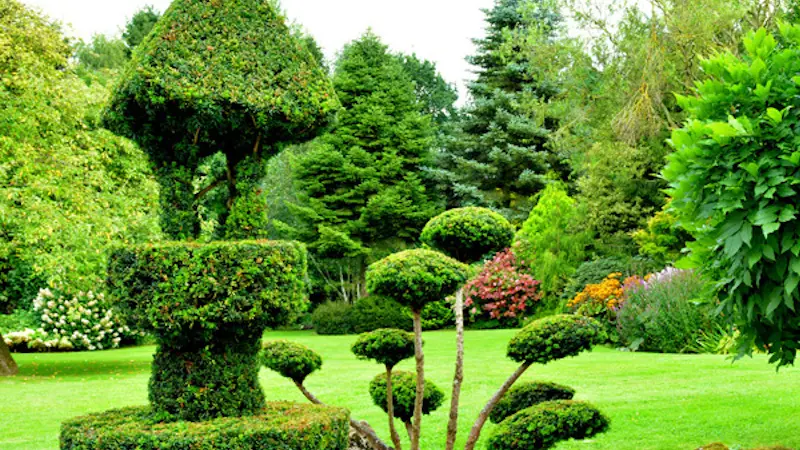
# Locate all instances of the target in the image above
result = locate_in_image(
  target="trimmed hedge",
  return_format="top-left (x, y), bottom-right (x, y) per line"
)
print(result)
top-left (262, 340), bottom-right (322, 384)
top-left (351, 329), bottom-right (415, 368)
top-left (490, 381), bottom-right (575, 424)
top-left (351, 295), bottom-right (412, 333)
top-left (60, 403), bottom-right (350, 450)
top-left (312, 301), bottom-right (355, 335)
top-left (421, 207), bottom-right (515, 263)
top-left (366, 249), bottom-right (468, 312)
top-left (368, 371), bottom-right (444, 423)
top-left (487, 400), bottom-right (610, 450)
top-left (507, 315), bottom-right (602, 365)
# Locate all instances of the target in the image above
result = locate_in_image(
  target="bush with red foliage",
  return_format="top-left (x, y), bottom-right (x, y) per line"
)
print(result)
top-left (464, 249), bottom-right (542, 320)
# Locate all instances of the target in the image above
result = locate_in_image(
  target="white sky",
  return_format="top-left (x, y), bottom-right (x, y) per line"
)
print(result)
top-left (21, 0), bottom-right (497, 102)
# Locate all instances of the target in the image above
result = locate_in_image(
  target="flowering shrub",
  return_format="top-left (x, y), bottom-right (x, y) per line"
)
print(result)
top-left (465, 249), bottom-right (542, 321)
top-left (568, 273), bottom-right (646, 343)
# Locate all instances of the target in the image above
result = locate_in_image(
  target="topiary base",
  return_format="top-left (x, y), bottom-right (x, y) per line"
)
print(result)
top-left (60, 402), bottom-right (350, 450)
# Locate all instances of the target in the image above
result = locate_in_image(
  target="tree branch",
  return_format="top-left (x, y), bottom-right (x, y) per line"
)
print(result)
top-left (385, 366), bottom-right (404, 450)
top-left (194, 176), bottom-right (226, 202)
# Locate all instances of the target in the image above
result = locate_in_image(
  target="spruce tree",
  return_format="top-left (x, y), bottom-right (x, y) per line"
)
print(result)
top-left (288, 32), bottom-right (440, 299)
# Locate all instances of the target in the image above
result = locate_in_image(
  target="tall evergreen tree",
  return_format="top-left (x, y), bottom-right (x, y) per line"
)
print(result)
top-left (429, 0), bottom-right (567, 223)
top-left (122, 6), bottom-right (161, 56)
top-left (287, 32), bottom-right (440, 300)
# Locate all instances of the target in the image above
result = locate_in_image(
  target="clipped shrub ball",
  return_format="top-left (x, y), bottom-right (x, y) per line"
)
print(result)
top-left (487, 400), bottom-right (610, 450)
top-left (369, 371), bottom-right (445, 423)
top-left (366, 249), bottom-right (468, 312)
top-left (351, 295), bottom-right (413, 333)
top-left (312, 301), bottom-right (355, 335)
top-left (421, 207), bottom-right (515, 263)
top-left (351, 329), bottom-right (415, 368)
top-left (490, 381), bottom-right (576, 424)
top-left (507, 315), bottom-right (602, 365)
top-left (60, 403), bottom-right (350, 450)
top-left (262, 340), bottom-right (322, 384)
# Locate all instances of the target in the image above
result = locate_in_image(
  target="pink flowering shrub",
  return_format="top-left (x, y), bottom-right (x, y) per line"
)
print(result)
top-left (464, 249), bottom-right (542, 321)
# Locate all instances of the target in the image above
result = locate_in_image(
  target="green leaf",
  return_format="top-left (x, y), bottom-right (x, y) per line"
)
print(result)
top-left (763, 222), bottom-right (781, 237)
top-left (766, 292), bottom-right (783, 316)
top-left (742, 162), bottom-right (759, 177)
top-left (766, 107), bottom-right (783, 124)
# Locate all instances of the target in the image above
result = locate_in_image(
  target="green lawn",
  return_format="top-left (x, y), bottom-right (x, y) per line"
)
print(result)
top-left (1, 329), bottom-right (797, 450)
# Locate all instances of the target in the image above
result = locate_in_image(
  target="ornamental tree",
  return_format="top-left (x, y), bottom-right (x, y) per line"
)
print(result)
top-left (369, 371), bottom-right (445, 441)
top-left (663, 25), bottom-right (800, 367)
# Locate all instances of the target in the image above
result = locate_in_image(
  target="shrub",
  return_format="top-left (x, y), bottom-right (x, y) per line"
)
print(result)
top-left (59, 403), bottom-right (350, 450)
top-left (465, 249), bottom-right (542, 322)
top-left (312, 301), bottom-right (355, 335)
top-left (563, 258), bottom-right (629, 301)
top-left (490, 382), bottom-right (575, 424)
top-left (566, 272), bottom-right (637, 343)
top-left (262, 340), bottom-right (322, 384)
top-left (107, 240), bottom-right (308, 421)
top-left (662, 25), bottom-right (800, 366)
top-left (507, 315), bottom-right (602, 364)
top-left (418, 299), bottom-right (455, 330)
top-left (420, 207), bottom-right (515, 263)
top-left (486, 400), bottom-right (610, 450)
top-left (631, 205), bottom-right (691, 265)
top-left (351, 329), bottom-right (415, 368)
top-left (366, 249), bottom-right (468, 312)
top-left (368, 371), bottom-right (445, 423)
top-left (0, 309), bottom-right (39, 334)
top-left (616, 268), bottom-right (724, 353)
top-left (351, 296), bottom-right (412, 333)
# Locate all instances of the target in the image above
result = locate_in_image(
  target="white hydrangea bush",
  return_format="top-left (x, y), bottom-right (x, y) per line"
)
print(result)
top-left (3, 288), bottom-right (139, 352)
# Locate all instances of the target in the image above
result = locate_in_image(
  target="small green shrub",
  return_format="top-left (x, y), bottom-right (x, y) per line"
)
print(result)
top-left (351, 329), bottom-right (415, 368)
top-left (351, 296), bottom-right (412, 333)
top-left (59, 403), bottom-right (350, 450)
top-left (262, 340), bottom-right (322, 383)
top-left (507, 315), bottom-right (602, 364)
top-left (366, 249), bottom-right (468, 312)
top-left (0, 310), bottom-right (39, 334)
top-left (312, 301), bottom-right (355, 335)
top-left (490, 381), bottom-right (575, 424)
top-left (419, 298), bottom-right (455, 330)
top-left (368, 371), bottom-right (445, 423)
top-left (487, 400), bottom-right (610, 450)
top-left (420, 207), bottom-right (515, 263)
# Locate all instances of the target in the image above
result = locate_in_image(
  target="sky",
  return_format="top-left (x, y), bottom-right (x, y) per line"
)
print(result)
top-left (21, 0), bottom-right (497, 102)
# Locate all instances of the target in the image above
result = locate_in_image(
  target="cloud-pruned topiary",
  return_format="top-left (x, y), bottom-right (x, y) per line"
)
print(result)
top-left (489, 381), bottom-right (575, 424)
top-left (507, 315), bottom-right (603, 364)
top-left (487, 400), bottom-right (610, 450)
top-left (368, 371), bottom-right (444, 424)
top-left (262, 340), bottom-right (322, 384)
top-left (420, 207), bottom-right (515, 264)
top-left (352, 329), bottom-right (415, 369)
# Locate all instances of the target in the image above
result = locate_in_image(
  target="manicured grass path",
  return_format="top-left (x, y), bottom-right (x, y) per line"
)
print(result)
top-left (1, 329), bottom-right (797, 450)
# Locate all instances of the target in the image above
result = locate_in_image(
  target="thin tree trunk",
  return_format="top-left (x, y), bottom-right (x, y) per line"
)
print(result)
top-left (0, 334), bottom-right (17, 376)
top-left (445, 288), bottom-right (465, 450)
top-left (404, 421), bottom-right (414, 442)
top-left (293, 380), bottom-right (393, 450)
top-left (463, 362), bottom-right (532, 450)
top-left (411, 309), bottom-right (425, 450)
top-left (385, 365), bottom-right (403, 450)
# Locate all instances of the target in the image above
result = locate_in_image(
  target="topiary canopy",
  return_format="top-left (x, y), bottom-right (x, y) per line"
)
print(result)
top-left (351, 329), bottom-right (415, 368)
top-left (262, 340), bottom-right (323, 384)
top-left (369, 371), bottom-right (444, 423)
top-left (507, 315), bottom-right (602, 365)
top-left (421, 207), bottom-right (515, 263)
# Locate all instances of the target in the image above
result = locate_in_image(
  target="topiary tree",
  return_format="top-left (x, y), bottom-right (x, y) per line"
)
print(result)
top-left (369, 371), bottom-right (445, 442)
top-left (420, 207), bottom-right (514, 450)
top-left (489, 381), bottom-right (575, 424)
top-left (103, 0), bottom-right (338, 240)
top-left (367, 249), bottom-right (468, 450)
top-left (663, 25), bottom-right (800, 367)
top-left (463, 314), bottom-right (604, 450)
top-left (352, 329), bottom-right (416, 450)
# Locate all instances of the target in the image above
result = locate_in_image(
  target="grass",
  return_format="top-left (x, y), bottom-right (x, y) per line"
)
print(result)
top-left (1, 329), bottom-right (798, 450)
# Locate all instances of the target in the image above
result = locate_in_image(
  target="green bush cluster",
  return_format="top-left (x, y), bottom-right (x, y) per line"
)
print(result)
top-left (489, 381), bottom-right (575, 424)
top-left (351, 329), bottom-right (415, 368)
top-left (352, 296), bottom-right (413, 333)
top-left (420, 207), bottom-right (515, 263)
top-left (368, 371), bottom-right (444, 423)
top-left (311, 296), bottom-right (453, 335)
top-left (507, 315), bottom-right (602, 364)
top-left (563, 258), bottom-right (629, 300)
top-left (311, 302), bottom-right (356, 335)
top-left (261, 340), bottom-right (322, 384)
top-left (59, 403), bottom-right (350, 450)
top-left (487, 400), bottom-right (610, 450)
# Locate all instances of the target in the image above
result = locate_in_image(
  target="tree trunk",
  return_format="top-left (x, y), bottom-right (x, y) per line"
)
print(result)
top-left (411, 309), bottom-right (425, 450)
top-left (445, 288), bottom-right (465, 450)
top-left (385, 366), bottom-right (403, 450)
top-left (0, 333), bottom-right (18, 376)
top-left (404, 421), bottom-right (414, 442)
top-left (463, 362), bottom-right (532, 450)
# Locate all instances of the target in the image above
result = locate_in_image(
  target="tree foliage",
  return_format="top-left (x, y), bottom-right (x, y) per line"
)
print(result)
top-left (122, 5), bottom-right (161, 55)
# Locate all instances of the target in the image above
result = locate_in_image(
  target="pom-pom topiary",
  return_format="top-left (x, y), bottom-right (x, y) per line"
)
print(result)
top-left (366, 249), bottom-right (468, 312)
top-left (507, 315), bottom-right (602, 365)
top-left (489, 381), bottom-right (575, 424)
top-left (486, 400), bottom-right (610, 450)
top-left (262, 340), bottom-right (322, 384)
top-left (420, 207), bottom-right (515, 264)
top-left (351, 329), bottom-right (415, 369)
top-left (368, 371), bottom-right (445, 424)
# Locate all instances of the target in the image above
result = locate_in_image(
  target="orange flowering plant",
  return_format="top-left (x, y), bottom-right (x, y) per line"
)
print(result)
top-left (568, 272), bottom-right (646, 342)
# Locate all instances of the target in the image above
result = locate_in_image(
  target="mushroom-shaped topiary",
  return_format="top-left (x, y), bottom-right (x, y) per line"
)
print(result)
top-left (489, 382), bottom-right (575, 424)
top-left (352, 329), bottom-right (416, 450)
top-left (262, 340), bottom-right (322, 385)
top-left (367, 249), bottom-right (467, 449)
top-left (369, 371), bottom-right (444, 440)
top-left (420, 207), bottom-right (515, 264)
top-left (103, 0), bottom-right (339, 240)
top-left (487, 400), bottom-right (610, 450)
